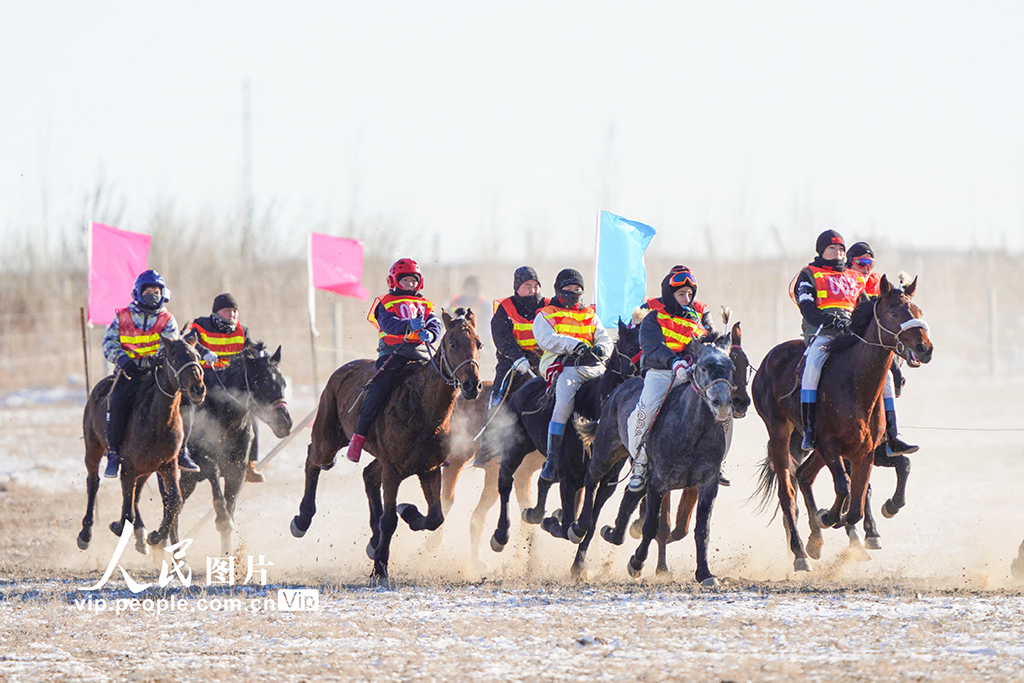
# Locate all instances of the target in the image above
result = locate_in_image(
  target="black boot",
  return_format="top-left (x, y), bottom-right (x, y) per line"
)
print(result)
top-left (540, 433), bottom-right (562, 482)
top-left (178, 445), bottom-right (201, 473)
top-left (800, 401), bottom-right (816, 452)
top-left (885, 409), bottom-right (919, 455)
top-left (103, 450), bottom-right (120, 479)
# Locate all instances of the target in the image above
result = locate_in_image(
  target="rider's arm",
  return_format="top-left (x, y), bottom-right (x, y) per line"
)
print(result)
top-left (374, 304), bottom-right (411, 337)
top-left (102, 317), bottom-right (129, 366)
top-left (591, 316), bottom-right (613, 357)
top-left (161, 315), bottom-right (180, 341)
top-left (639, 311), bottom-right (677, 370)
top-left (421, 310), bottom-right (443, 343)
top-left (795, 270), bottom-right (834, 330)
top-left (532, 311), bottom-right (580, 356)
top-left (491, 304), bottom-right (526, 361)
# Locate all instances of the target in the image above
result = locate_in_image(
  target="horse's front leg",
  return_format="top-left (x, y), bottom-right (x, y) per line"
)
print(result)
top-left (362, 459), bottom-right (384, 558)
top-left (875, 447), bottom-right (911, 518)
top-left (842, 450), bottom-right (873, 528)
top-left (397, 467), bottom-right (445, 532)
top-left (795, 451), bottom-right (826, 559)
top-left (78, 470), bottom-right (101, 550)
top-left (372, 467), bottom-right (402, 581)
top-left (627, 487), bottom-right (665, 578)
top-left (148, 463), bottom-right (182, 547)
top-left (109, 469), bottom-right (137, 538)
top-left (655, 494), bottom-right (672, 576)
top-left (290, 443), bottom-right (326, 538)
top-left (860, 482), bottom-right (882, 550)
top-left (219, 460), bottom-right (245, 555)
top-left (816, 441), bottom-right (850, 529)
top-left (469, 462), bottom-right (501, 570)
top-left (523, 476), bottom-right (553, 525)
top-left (541, 481), bottom-right (576, 540)
top-left (570, 462), bottom-right (624, 580)
top-left (692, 481), bottom-right (720, 586)
top-left (490, 444), bottom-right (528, 552)
top-left (669, 487), bottom-right (698, 542)
top-left (132, 477), bottom-right (150, 554)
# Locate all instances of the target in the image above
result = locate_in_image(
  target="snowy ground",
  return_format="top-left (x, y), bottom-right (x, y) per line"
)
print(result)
top-left (3, 363), bottom-right (1024, 681)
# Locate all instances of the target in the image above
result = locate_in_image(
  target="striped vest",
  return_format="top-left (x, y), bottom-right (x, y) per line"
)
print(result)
top-left (805, 265), bottom-right (864, 312)
top-left (539, 304), bottom-right (597, 343)
top-left (367, 293), bottom-right (436, 346)
top-left (493, 297), bottom-right (549, 353)
top-left (647, 298), bottom-right (707, 352)
top-left (189, 319), bottom-right (247, 369)
top-left (117, 308), bottom-right (171, 359)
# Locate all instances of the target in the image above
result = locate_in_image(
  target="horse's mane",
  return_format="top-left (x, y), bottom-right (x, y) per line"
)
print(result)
top-left (824, 296), bottom-right (875, 354)
top-left (699, 330), bottom-right (726, 346)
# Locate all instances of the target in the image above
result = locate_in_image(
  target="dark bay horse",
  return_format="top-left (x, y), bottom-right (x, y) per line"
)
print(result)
top-left (177, 343), bottom-right (292, 553)
top-left (77, 336), bottom-right (206, 554)
top-left (487, 320), bottom-right (639, 559)
top-left (290, 309), bottom-right (482, 580)
top-left (573, 333), bottom-right (735, 584)
top-left (752, 276), bottom-right (933, 572)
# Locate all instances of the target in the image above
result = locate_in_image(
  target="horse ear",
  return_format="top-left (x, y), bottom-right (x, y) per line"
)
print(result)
top-left (271, 345), bottom-right (282, 364)
top-left (879, 274), bottom-right (892, 295)
top-left (181, 333), bottom-right (197, 348)
top-left (903, 276), bottom-right (918, 298)
top-left (857, 291), bottom-right (870, 307)
top-left (465, 307), bottom-right (477, 328)
top-left (442, 309), bottom-right (454, 328)
top-left (730, 322), bottom-right (742, 347)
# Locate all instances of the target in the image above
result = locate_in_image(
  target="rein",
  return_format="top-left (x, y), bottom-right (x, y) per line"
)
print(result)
top-left (423, 328), bottom-right (480, 389)
top-left (154, 353), bottom-right (202, 398)
top-left (851, 298), bottom-right (931, 357)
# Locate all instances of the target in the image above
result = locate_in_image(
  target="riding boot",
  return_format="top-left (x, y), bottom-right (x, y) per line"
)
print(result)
top-left (800, 401), bottom-right (817, 452)
top-left (885, 409), bottom-right (919, 455)
top-left (718, 473), bottom-right (731, 487)
top-left (103, 450), bottom-right (120, 479)
top-left (245, 461), bottom-right (266, 483)
top-left (627, 449), bottom-right (648, 493)
top-left (540, 433), bottom-right (562, 482)
top-left (347, 433), bottom-right (367, 463)
top-left (178, 445), bottom-right (201, 473)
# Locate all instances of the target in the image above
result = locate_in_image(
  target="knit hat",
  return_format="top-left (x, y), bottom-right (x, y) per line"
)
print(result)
top-left (554, 268), bottom-right (585, 291)
top-left (846, 242), bottom-right (874, 260)
top-left (816, 230), bottom-right (845, 257)
top-left (212, 293), bottom-right (239, 313)
top-left (513, 266), bottom-right (540, 292)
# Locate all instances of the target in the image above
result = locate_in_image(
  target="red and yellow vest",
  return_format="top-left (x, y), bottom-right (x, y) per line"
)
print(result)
top-left (189, 319), bottom-right (247, 369)
top-left (367, 293), bottom-right (436, 346)
top-left (117, 308), bottom-right (172, 359)
top-left (804, 265), bottom-right (864, 312)
top-left (647, 298), bottom-right (708, 352)
top-left (859, 271), bottom-right (881, 297)
top-left (492, 297), bottom-right (550, 354)
top-left (538, 303), bottom-right (597, 343)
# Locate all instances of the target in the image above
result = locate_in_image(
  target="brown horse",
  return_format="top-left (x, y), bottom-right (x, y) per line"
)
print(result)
top-left (290, 309), bottom-right (482, 580)
top-left (752, 276), bottom-right (933, 572)
top-left (77, 336), bottom-right (206, 554)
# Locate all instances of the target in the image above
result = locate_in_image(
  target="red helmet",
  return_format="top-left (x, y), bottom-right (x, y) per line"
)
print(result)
top-left (387, 258), bottom-right (423, 291)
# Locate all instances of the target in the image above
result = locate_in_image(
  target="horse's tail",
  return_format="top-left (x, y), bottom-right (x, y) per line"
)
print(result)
top-left (752, 448), bottom-right (781, 520)
top-left (573, 414), bottom-right (598, 456)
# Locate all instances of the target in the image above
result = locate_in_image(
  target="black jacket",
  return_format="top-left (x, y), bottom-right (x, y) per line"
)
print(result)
top-left (491, 294), bottom-right (547, 368)
top-left (794, 257), bottom-right (852, 337)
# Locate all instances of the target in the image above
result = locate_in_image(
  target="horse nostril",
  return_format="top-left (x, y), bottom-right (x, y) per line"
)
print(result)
top-left (916, 343), bottom-right (929, 355)
top-left (475, 381), bottom-right (483, 393)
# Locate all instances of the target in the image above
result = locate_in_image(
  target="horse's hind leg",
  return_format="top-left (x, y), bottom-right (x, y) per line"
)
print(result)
top-left (110, 469), bottom-right (137, 538)
top-left (147, 464), bottom-right (182, 547)
top-left (290, 444), bottom-right (326, 538)
top-left (766, 427), bottom-right (811, 572)
top-left (469, 462), bottom-right (501, 570)
top-left (132, 478), bottom-right (150, 554)
top-left (842, 450), bottom-right (873, 528)
top-left (363, 460), bottom-right (384, 558)
top-left (602, 486), bottom-right (643, 546)
top-left (570, 467), bottom-right (622, 580)
top-left (396, 468), bottom-right (445, 532)
top-left (669, 488), bottom-right (698, 542)
top-left (490, 444), bottom-right (529, 552)
top-left (540, 482), bottom-right (577, 540)
top-left (372, 468), bottom-right (402, 580)
top-left (627, 488), bottom-right (665, 578)
top-left (655, 495), bottom-right (672, 576)
top-left (861, 482), bottom-right (882, 550)
top-left (522, 476), bottom-right (553, 526)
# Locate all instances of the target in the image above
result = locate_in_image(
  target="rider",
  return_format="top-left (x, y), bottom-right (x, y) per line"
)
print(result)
top-left (489, 266), bottom-right (549, 406)
top-left (626, 265), bottom-right (716, 492)
top-left (101, 270), bottom-right (202, 478)
top-left (346, 258), bottom-right (443, 464)
top-left (533, 268), bottom-right (613, 482)
top-left (846, 242), bottom-right (918, 455)
top-left (186, 293), bottom-right (269, 482)
top-left (794, 230), bottom-right (865, 452)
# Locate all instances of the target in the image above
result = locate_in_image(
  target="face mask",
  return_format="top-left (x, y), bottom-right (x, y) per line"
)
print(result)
top-left (142, 292), bottom-right (161, 307)
top-left (558, 290), bottom-right (582, 308)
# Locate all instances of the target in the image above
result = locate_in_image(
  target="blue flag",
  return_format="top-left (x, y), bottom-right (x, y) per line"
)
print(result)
top-left (595, 211), bottom-right (657, 328)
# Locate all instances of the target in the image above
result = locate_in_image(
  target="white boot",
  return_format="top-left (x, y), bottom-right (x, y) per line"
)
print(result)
top-left (628, 449), bottom-right (649, 493)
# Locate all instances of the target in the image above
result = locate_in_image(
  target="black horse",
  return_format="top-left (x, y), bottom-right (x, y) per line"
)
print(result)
top-left (488, 320), bottom-right (639, 560)
top-left (573, 333), bottom-right (736, 584)
top-left (177, 343), bottom-right (292, 552)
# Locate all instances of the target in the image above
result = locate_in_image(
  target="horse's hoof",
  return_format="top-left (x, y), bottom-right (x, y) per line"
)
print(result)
top-left (541, 516), bottom-right (565, 539)
top-left (700, 576), bottom-right (720, 587)
top-left (109, 521), bottom-right (123, 537)
top-left (570, 562), bottom-right (588, 582)
top-left (567, 523), bottom-right (586, 545)
top-left (655, 567), bottom-right (673, 579)
top-left (629, 519), bottom-right (643, 540)
top-left (794, 557), bottom-right (812, 573)
top-left (552, 508), bottom-right (563, 524)
top-left (146, 531), bottom-right (163, 547)
top-left (490, 534), bottom-right (506, 553)
top-left (289, 517), bottom-right (308, 538)
top-left (816, 509), bottom-right (833, 528)
top-left (806, 539), bottom-right (823, 561)
top-left (76, 534), bottom-right (90, 551)
top-left (601, 525), bottom-right (622, 546)
top-left (135, 538), bottom-right (150, 556)
top-left (864, 536), bottom-right (882, 551)
top-left (881, 500), bottom-right (900, 518)
top-left (627, 558), bottom-right (643, 579)
top-left (366, 542), bottom-right (377, 560)
top-left (522, 507), bottom-right (544, 525)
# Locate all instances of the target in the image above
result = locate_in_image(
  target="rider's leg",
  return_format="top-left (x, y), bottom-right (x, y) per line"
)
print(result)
top-left (883, 370), bottom-right (918, 455)
top-left (800, 335), bottom-right (830, 452)
top-left (348, 355), bottom-right (410, 463)
top-left (177, 403), bottom-right (201, 473)
top-left (626, 369), bottom-right (674, 492)
top-left (245, 422), bottom-right (265, 482)
top-left (104, 372), bottom-right (142, 478)
top-left (489, 359), bottom-right (514, 409)
top-left (541, 367), bottom-right (584, 482)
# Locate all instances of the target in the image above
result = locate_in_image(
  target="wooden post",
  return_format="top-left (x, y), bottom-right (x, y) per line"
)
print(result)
top-left (79, 307), bottom-right (91, 394)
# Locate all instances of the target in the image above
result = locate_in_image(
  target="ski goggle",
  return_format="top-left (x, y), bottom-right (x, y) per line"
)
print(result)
top-left (852, 257), bottom-right (874, 269)
top-left (669, 270), bottom-right (697, 288)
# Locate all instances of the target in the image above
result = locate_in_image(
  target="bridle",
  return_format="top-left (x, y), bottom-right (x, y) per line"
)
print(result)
top-left (851, 297), bottom-right (930, 357)
top-left (690, 350), bottom-right (736, 410)
top-left (424, 323), bottom-right (480, 389)
top-left (210, 351), bottom-right (289, 419)
top-left (154, 349), bottom-right (203, 398)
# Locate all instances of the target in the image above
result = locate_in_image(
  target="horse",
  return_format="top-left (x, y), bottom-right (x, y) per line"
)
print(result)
top-left (289, 309), bottom-right (482, 580)
top-left (487, 320), bottom-right (639, 561)
top-left (176, 343), bottom-right (292, 553)
top-left (751, 275), bottom-right (933, 572)
top-left (623, 320), bottom-right (753, 576)
top-left (77, 336), bottom-right (206, 554)
top-left (572, 333), bottom-right (735, 584)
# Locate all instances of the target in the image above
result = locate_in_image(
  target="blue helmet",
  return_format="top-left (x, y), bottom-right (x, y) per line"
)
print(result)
top-left (132, 270), bottom-right (170, 310)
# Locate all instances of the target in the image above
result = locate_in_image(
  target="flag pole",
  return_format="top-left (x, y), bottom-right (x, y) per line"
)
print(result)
top-left (307, 233), bottom-right (320, 398)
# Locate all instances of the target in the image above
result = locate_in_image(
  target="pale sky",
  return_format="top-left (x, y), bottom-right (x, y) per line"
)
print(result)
top-left (2, 1), bottom-right (1022, 264)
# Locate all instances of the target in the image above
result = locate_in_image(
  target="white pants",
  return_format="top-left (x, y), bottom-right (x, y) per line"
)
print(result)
top-left (551, 365), bottom-right (605, 425)
top-left (626, 369), bottom-right (682, 459)
top-left (800, 333), bottom-right (835, 393)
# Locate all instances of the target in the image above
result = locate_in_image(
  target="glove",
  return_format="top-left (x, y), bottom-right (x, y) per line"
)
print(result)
top-left (672, 358), bottom-right (692, 380)
top-left (832, 316), bottom-right (850, 332)
top-left (420, 329), bottom-right (436, 345)
top-left (408, 317), bottom-right (425, 331)
top-left (591, 345), bottom-right (607, 360)
top-left (203, 351), bottom-right (218, 365)
top-left (572, 342), bottom-right (591, 358)
top-left (511, 357), bottom-right (532, 374)
top-left (120, 358), bottom-right (139, 378)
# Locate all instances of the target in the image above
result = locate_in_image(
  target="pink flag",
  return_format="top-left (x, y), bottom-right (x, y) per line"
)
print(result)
top-left (309, 233), bottom-right (369, 300)
top-left (87, 222), bottom-right (151, 326)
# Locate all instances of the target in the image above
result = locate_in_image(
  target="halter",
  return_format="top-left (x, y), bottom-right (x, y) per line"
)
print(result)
top-left (851, 297), bottom-right (931, 356)
top-left (153, 351), bottom-right (203, 398)
top-left (424, 323), bottom-right (480, 389)
top-left (211, 352), bottom-right (289, 419)
top-left (690, 352), bottom-right (737, 409)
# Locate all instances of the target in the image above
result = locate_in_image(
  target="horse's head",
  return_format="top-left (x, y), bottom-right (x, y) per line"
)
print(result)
top-left (875, 274), bottom-right (933, 367)
top-left (726, 321), bottom-right (752, 418)
top-left (440, 308), bottom-right (483, 400)
top-left (159, 335), bottom-right (206, 405)
top-left (610, 318), bottom-right (641, 376)
top-left (234, 343), bottom-right (292, 438)
top-left (690, 333), bottom-right (736, 422)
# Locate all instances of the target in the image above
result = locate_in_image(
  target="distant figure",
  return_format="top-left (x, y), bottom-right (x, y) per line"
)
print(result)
top-left (451, 275), bottom-right (490, 342)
